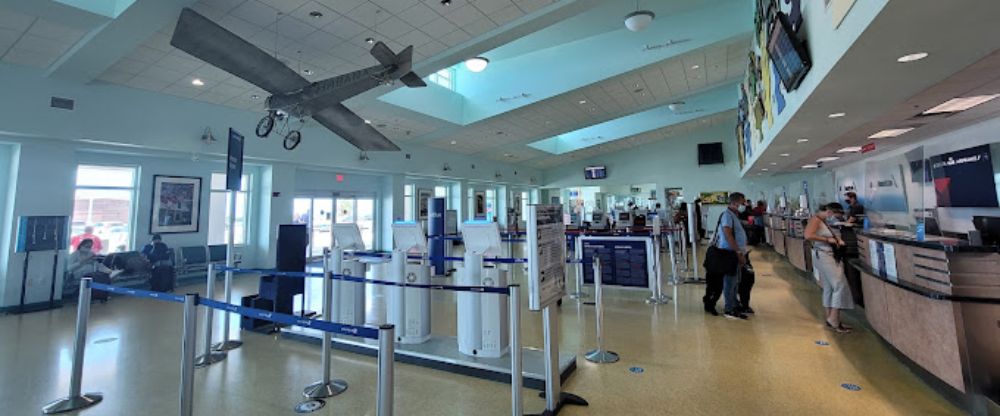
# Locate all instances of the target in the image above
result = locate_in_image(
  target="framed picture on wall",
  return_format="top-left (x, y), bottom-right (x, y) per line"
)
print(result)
top-left (474, 191), bottom-right (487, 219)
top-left (150, 175), bottom-right (202, 234)
top-left (417, 188), bottom-right (432, 220)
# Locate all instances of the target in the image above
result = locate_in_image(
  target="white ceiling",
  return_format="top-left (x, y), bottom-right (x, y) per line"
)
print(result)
top-left (0, 6), bottom-right (87, 68)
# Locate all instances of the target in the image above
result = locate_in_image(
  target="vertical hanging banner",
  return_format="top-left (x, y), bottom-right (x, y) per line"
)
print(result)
top-left (527, 204), bottom-right (566, 310)
top-left (226, 128), bottom-right (244, 191)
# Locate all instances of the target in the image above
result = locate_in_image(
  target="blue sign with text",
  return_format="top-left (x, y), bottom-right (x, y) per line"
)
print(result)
top-left (227, 128), bottom-right (244, 191)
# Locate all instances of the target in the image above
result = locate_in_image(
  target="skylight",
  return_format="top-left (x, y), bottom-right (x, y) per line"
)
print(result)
top-left (427, 68), bottom-right (455, 91)
top-left (55, 0), bottom-right (137, 18)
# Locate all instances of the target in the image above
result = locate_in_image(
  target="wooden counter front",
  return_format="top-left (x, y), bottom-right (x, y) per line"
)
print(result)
top-left (773, 229), bottom-right (786, 256)
top-left (785, 235), bottom-right (811, 273)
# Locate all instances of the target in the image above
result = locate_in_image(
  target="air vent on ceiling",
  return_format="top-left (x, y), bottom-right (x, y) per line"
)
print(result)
top-left (50, 96), bottom-right (75, 110)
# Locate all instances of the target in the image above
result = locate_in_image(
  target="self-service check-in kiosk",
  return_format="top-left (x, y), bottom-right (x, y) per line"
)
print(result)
top-left (387, 222), bottom-right (432, 344)
top-left (455, 221), bottom-right (509, 358)
top-left (331, 224), bottom-right (367, 326)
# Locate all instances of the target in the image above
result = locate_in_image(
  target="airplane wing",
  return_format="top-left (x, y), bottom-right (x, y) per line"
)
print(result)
top-left (310, 103), bottom-right (400, 151)
top-left (170, 8), bottom-right (309, 95)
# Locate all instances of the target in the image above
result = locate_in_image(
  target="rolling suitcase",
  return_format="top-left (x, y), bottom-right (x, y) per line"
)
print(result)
top-left (149, 265), bottom-right (175, 292)
top-left (87, 272), bottom-right (112, 302)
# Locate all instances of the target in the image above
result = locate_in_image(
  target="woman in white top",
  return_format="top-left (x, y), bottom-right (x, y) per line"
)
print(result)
top-left (804, 202), bottom-right (854, 333)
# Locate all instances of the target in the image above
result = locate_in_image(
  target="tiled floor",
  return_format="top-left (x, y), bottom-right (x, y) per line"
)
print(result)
top-left (1, 248), bottom-right (963, 415)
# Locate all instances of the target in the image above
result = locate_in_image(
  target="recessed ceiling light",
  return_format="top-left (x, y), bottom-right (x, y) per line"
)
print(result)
top-left (780, 153), bottom-right (790, 157)
top-left (828, 112), bottom-right (846, 118)
top-left (691, 64), bottom-right (700, 70)
top-left (364, 119), bottom-right (372, 124)
top-left (802, 164), bottom-right (819, 169)
top-left (450, 140), bottom-right (457, 145)
top-left (769, 162), bottom-right (777, 165)
top-left (761, 168), bottom-right (769, 171)
top-left (191, 78), bottom-right (204, 86)
top-left (504, 153), bottom-right (513, 158)
top-left (578, 99), bottom-right (587, 104)
top-left (922, 94), bottom-right (1000, 114)
top-left (250, 94), bottom-right (260, 101)
top-left (302, 68), bottom-right (313, 75)
top-left (308, 10), bottom-right (324, 18)
top-left (465, 56), bottom-right (489, 72)
top-left (897, 52), bottom-right (928, 63)
top-left (440, 0), bottom-right (451, 5)
top-left (837, 146), bottom-right (863, 153)
top-left (817, 156), bottom-right (840, 162)
top-left (797, 138), bottom-right (809, 143)
top-left (868, 127), bottom-right (915, 139)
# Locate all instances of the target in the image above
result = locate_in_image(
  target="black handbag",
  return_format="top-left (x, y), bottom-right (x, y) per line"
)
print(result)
top-left (703, 211), bottom-right (739, 276)
top-left (823, 222), bottom-right (848, 263)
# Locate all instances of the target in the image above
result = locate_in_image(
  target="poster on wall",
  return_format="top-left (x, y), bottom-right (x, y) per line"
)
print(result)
top-left (699, 191), bottom-right (729, 205)
top-left (474, 191), bottom-right (487, 219)
top-left (151, 175), bottom-right (202, 234)
top-left (417, 188), bottom-right (432, 220)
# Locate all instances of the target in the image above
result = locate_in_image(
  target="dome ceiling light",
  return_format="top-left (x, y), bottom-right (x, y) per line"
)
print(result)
top-left (465, 56), bottom-right (490, 72)
top-left (625, 2), bottom-right (655, 32)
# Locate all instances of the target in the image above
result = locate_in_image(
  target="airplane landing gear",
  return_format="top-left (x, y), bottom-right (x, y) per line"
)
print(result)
top-left (256, 112), bottom-right (276, 138)
top-left (284, 130), bottom-right (302, 150)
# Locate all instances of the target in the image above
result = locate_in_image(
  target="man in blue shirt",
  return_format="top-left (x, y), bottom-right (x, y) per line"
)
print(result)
top-left (717, 192), bottom-right (749, 319)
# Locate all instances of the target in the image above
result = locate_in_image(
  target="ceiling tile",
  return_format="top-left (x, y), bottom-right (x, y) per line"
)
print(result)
top-left (287, 1), bottom-right (340, 29)
top-left (376, 16), bottom-right (413, 39)
top-left (396, 3), bottom-right (440, 28)
top-left (274, 16), bottom-right (317, 39)
top-left (230, 0), bottom-right (280, 28)
top-left (315, 0), bottom-right (364, 15)
top-left (372, 0), bottom-right (419, 15)
top-left (421, 17), bottom-right (457, 39)
top-left (443, 4), bottom-right (485, 27)
top-left (323, 16), bottom-right (367, 41)
top-left (438, 29), bottom-right (471, 47)
top-left (463, 17), bottom-right (498, 37)
top-left (259, 0), bottom-right (310, 14)
top-left (0, 7), bottom-right (34, 32)
top-left (488, 5), bottom-right (524, 26)
top-left (2, 47), bottom-right (54, 68)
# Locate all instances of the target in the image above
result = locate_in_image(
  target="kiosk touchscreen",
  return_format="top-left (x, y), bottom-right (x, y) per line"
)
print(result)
top-left (330, 224), bottom-right (368, 326)
top-left (455, 221), bottom-right (509, 358)
top-left (616, 212), bottom-right (632, 229)
top-left (388, 222), bottom-right (432, 344)
top-left (591, 211), bottom-right (607, 230)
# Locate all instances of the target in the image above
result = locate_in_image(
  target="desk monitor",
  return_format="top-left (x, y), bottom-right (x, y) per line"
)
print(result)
top-left (208, 244), bottom-right (227, 262)
top-left (461, 221), bottom-right (502, 256)
top-left (332, 223), bottom-right (366, 250)
top-left (972, 216), bottom-right (1000, 246)
top-left (392, 221), bottom-right (428, 253)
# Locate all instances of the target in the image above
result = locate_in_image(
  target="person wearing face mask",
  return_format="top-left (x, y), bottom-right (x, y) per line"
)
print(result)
top-left (804, 203), bottom-right (854, 333)
top-left (843, 192), bottom-right (865, 225)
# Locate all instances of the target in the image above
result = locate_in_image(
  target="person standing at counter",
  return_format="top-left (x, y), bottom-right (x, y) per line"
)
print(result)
top-left (804, 203), bottom-right (854, 333)
top-left (844, 192), bottom-right (865, 225)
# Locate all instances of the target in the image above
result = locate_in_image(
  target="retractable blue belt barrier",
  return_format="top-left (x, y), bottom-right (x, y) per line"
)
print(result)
top-left (213, 265), bottom-right (510, 295)
top-left (199, 298), bottom-right (379, 339)
top-left (90, 282), bottom-right (186, 303)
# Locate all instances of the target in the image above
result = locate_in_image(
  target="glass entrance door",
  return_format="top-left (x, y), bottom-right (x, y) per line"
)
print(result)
top-left (293, 196), bottom-right (335, 258)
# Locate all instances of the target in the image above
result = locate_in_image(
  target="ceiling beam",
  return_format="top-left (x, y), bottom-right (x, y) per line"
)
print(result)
top-left (45, 0), bottom-right (198, 83)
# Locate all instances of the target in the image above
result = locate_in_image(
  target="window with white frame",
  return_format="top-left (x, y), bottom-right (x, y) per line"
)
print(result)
top-left (403, 184), bottom-right (414, 221)
top-left (71, 165), bottom-right (137, 254)
top-left (428, 68), bottom-right (455, 90)
top-left (208, 173), bottom-right (250, 245)
top-left (486, 188), bottom-right (496, 221)
top-left (434, 185), bottom-right (448, 202)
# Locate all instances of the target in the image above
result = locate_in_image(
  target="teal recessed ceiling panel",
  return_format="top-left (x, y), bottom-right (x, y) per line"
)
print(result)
top-left (55, 0), bottom-right (137, 18)
top-left (529, 82), bottom-right (737, 154)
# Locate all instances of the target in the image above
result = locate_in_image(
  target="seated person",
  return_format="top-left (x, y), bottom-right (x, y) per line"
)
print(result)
top-left (70, 226), bottom-right (103, 254)
top-left (65, 239), bottom-right (120, 294)
top-left (141, 234), bottom-right (171, 266)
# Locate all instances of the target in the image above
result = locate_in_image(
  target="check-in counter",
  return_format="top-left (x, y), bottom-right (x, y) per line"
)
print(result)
top-left (783, 216), bottom-right (812, 273)
top-left (852, 230), bottom-right (1000, 413)
top-left (767, 215), bottom-right (787, 256)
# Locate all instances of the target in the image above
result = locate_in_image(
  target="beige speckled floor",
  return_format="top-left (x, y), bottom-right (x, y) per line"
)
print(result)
top-left (1, 248), bottom-right (963, 415)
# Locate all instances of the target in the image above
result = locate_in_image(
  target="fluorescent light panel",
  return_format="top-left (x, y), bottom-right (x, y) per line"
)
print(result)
top-left (868, 127), bottom-right (914, 139)
top-left (802, 164), bottom-right (819, 169)
top-left (817, 156), bottom-right (840, 162)
top-left (922, 94), bottom-right (1000, 115)
top-left (837, 146), bottom-right (863, 153)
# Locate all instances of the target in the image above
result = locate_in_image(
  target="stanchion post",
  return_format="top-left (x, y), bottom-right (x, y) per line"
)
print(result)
top-left (585, 258), bottom-right (619, 363)
top-left (667, 232), bottom-right (678, 284)
top-left (179, 293), bottom-right (198, 416)
top-left (376, 324), bottom-right (395, 416)
top-left (214, 190), bottom-right (242, 352)
top-left (508, 285), bottom-right (522, 416)
top-left (645, 236), bottom-right (668, 305)
top-left (570, 236), bottom-right (587, 299)
top-left (195, 267), bottom-right (226, 367)
top-left (304, 248), bottom-right (348, 398)
top-left (680, 228), bottom-right (689, 272)
top-left (42, 278), bottom-right (103, 414)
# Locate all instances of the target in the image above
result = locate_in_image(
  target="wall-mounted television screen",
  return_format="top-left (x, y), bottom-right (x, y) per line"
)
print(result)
top-left (584, 166), bottom-right (607, 180)
top-left (767, 11), bottom-right (812, 91)
top-left (929, 144), bottom-right (999, 208)
top-left (698, 142), bottom-right (724, 165)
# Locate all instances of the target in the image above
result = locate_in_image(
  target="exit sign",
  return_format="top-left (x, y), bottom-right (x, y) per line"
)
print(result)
top-left (861, 143), bottom-right (876, 154)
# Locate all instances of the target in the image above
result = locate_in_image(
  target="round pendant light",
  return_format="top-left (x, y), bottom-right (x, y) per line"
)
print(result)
top-left (465, 56), bottom-right (490, 73)
top-left (624, 10), bottom-right (655, 32)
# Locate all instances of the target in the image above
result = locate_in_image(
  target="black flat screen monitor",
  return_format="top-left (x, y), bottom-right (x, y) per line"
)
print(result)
top-left (585, 166), bottom-right (607, 180)
top-left (618, 212), bottom-right (630, 221)
top-left (973, 216), bottom-right (1000, 246)
top-left (698, 142), bottom-right (724, 165)
top-left (767, 11), bottom-right (812, 91)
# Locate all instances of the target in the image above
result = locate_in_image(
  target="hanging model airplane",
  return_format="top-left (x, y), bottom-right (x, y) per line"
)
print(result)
top-left (170, 8), bottom-right (426, 151)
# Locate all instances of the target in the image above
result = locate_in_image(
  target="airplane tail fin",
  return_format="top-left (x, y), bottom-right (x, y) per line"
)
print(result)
top-left (370, 42), bottom-right (425, 88)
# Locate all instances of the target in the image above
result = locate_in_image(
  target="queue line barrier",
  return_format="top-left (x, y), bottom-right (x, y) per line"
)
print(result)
top-left (209, 251), bottom-right (526, 416)
top-left (41, 277), bottom-right (395, 416)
